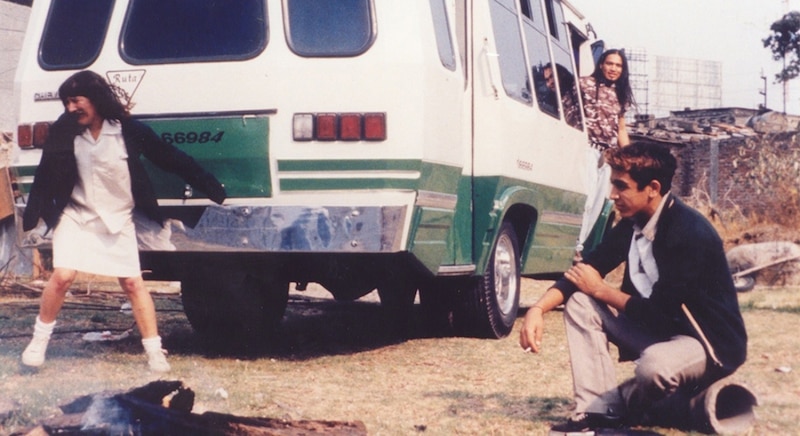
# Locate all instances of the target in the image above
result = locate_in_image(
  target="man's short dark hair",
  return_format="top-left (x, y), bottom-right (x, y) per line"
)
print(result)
top-left (605, 142), bottom-right (677, 195)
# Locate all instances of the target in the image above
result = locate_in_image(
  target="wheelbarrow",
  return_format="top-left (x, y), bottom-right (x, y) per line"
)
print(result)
top-left (731, 253), bottom-right (800, 292)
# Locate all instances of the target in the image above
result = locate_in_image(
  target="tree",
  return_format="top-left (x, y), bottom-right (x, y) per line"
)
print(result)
top-left (764, 11), bottom-right (800, 83)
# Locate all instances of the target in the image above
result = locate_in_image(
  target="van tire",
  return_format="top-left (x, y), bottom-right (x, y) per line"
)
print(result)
top-left (455, 221), bottom-right (520, 339)
top-left (181, 271), bottom-right (289, 353)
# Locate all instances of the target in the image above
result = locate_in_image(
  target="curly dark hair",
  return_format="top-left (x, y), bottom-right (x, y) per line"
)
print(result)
top-left (58, 70), bottom-right (130, 121)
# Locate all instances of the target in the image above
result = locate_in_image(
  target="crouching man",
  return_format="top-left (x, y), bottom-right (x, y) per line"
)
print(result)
top-left (520, 142), bottom-right (747, 434)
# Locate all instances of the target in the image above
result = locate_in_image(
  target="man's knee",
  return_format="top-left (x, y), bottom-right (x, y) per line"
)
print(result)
top-left (634, 339), bottom-right (705, 397)
top-left (564, 292), bottom-right (593, 315)
top-left (634, 354), bottom-right (675, 395)
top-left (564, 292), bottom-right (607, 325)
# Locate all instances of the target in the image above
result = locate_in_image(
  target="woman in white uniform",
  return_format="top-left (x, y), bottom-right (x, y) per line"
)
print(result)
top-left (21, 71), bottom-right (226, 372)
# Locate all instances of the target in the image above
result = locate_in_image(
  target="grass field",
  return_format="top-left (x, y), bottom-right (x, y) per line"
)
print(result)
top-left (0, 279), bottom-right (796, 435)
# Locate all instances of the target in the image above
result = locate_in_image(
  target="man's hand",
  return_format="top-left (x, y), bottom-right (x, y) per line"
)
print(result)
top-left (563, 262), bottom-right (605, 298)
top-left (519, 306), bottom-right (545, 353)
top-left (564, 262), bottom-right (631, 311)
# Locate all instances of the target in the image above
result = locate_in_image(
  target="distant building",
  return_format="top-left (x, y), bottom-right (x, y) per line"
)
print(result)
top-left (625, 47), bottom-right (723, 120)
top-left (0, 1), bottom-right (31, 132)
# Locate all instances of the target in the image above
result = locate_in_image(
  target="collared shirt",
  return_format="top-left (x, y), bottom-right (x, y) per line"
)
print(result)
top-left (580, 75), bottom-right (626, 147)
top-left (627, 193), bottom-right (671, 298)
top-left (62, 120), bottom-right (134, 234)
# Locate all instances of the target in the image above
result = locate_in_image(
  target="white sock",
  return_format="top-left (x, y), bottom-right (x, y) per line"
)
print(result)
top-left (141, 336), bottom-right (163, 353)
top-left (33, 316), bottom-right (56, 337)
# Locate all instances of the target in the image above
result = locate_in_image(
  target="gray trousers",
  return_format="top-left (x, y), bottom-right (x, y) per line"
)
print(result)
top-left (564, 292), bottom-right (709, 417)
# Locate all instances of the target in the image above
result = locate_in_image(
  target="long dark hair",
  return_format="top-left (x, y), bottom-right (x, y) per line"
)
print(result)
top-left (58, 70), bottom-right (130, 122)
top-left (591, 49), bottom-right (635, 111)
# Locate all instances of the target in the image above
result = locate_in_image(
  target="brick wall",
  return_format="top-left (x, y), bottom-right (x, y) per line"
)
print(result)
top-left (661, 134), bottom-right (792, 217)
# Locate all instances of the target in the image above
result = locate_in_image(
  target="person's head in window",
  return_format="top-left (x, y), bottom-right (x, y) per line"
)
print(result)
top-left (591, 49), bottom-right (634, 111)
top-left (593, 49), bottom-right (628, 83)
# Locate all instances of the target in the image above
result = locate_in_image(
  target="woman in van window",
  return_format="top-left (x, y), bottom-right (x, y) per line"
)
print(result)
top-left (21, 70), bottom-right (226, 372)
top-left (581, 48), bottom-right (635, 150)
top-left (577, 49), bottom-right (636, 256)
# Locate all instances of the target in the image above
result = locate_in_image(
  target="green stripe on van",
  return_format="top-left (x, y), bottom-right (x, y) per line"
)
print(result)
top-left (277, 160), bottom-right (462, 193)
top-left (280, 178), bottom-right (419, 191)
top-left (277, 159), bottom-right (421, 172)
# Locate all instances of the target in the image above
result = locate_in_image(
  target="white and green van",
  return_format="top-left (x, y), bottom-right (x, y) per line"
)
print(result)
top-left (13, 0), bottom-right (611, 346)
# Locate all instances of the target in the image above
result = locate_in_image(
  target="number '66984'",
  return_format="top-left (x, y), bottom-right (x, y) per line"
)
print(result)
top-left (161, 131), bottom-right (225, 144)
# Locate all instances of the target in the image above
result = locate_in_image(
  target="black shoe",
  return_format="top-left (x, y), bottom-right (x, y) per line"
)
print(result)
top-left (549, 413), bottom-right (624, 435)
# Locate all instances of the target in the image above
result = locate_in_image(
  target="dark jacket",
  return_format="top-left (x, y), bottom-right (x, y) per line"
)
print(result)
top-left (554, 196), bottom-right (747, 377)
top-left (22, 113), bottom-right (226, 232)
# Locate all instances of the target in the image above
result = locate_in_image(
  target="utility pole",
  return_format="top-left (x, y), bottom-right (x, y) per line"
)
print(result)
top-left (760, 70), bottom-right (767, 110)
top-left (783, 57), bottom-right (788, 113)
top-left (784, 0), bottom-right (790, 113)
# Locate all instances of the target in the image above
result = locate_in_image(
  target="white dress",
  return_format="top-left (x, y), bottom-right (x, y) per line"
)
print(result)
top-left (577, 146), bottom-right (612, 250)
top-left (52, 120), bottom-right (141, 278)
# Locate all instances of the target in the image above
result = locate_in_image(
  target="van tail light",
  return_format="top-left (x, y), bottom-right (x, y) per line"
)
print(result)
top-left (339, 114), bottom-right (362, 140)
top-left (18, 122), bottom-right (52, 148)
top-left (315, 113), bottom-right (338, 141)
top-left (33, 123), bottom-right (50, 147)
top-left (363, 113), bottom-right (386, 141)
top-left (292, 114), bottom-right (314, 140)
top-left (17, 125), bottom-right (32, 148)
top-left (293, 112), bottom-right (386, 142)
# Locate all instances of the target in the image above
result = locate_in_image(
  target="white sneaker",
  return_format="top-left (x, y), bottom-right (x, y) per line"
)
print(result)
top-left (146, 348), bottom-right (171, 372)
top-left (22, 334), bottom-right (50, 367)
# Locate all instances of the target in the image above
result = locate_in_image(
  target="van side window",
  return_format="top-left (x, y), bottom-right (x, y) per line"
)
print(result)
top-left (519, 0), bottom-right (558, 117)
top-left (547, 0), bottom-right (583, 130)
top-left (543, 0), bottom-right (559, 39)
top-left (430, 0), bottom-right (456, 71)
top-left (285, 0), bottom-right (375, 57)
top-left (488, 0), bottom-right (531, 104)
top-left (39, 0), bottom-right (114, 70)
top-left (121, 0), bottom-right (267, 64)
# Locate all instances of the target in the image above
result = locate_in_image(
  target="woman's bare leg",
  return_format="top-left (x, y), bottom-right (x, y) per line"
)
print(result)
top-left (118, 276), bottom-right (158, 338)
top-left (118, 276), bottom-right (170, 372)
top-left (38, 268), bottom-right (78, 322)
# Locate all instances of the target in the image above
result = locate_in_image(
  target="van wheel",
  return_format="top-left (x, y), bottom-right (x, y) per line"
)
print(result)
top-left (181, 271), bottom-right (289, 353)
top-left (455, 221), bottom-right (520, 338)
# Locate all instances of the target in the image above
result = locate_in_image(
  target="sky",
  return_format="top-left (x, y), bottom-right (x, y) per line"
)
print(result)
top-left (568, 0), bottom-right (800, 115)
